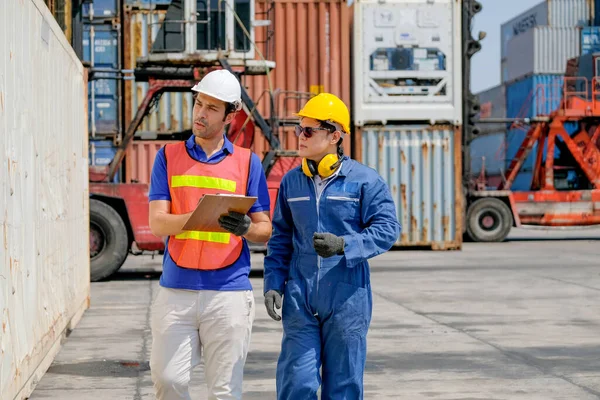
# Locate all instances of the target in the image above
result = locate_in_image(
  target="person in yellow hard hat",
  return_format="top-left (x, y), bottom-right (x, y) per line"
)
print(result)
top-left (263, 92), bottom-right (401, 399)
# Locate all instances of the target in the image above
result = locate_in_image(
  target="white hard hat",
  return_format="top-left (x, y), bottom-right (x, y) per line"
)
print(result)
top-left (191, 69), bottom-right (242, 110)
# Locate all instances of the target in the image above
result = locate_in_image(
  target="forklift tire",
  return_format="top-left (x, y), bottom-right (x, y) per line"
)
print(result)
top-left (89, 199), bottom-right (129, 281)
top-left (466, 198), bottom-right (513, 243)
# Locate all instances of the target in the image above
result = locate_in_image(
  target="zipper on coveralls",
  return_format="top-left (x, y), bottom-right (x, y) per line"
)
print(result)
top-left (311, 176), bottom-right (336, 317)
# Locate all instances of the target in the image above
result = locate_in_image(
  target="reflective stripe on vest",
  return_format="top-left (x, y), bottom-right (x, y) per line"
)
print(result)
top-left (175, 230), bottom-right (230, 244)
top-left (165, 141), bottom-right (252, 270)
top-left (171, 175), bottom-right (237, 192)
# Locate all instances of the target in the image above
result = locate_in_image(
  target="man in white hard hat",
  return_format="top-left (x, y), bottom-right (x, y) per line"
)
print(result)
top-left (148, 69), bottom-right (273, 400)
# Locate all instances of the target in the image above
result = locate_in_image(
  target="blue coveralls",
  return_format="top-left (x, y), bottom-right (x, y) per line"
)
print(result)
top-left (264, 156), bottom-right (401, 399)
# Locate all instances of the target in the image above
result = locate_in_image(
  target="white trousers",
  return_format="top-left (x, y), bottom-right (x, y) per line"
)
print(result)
top-left (150, 287), bottom-right (255, 400)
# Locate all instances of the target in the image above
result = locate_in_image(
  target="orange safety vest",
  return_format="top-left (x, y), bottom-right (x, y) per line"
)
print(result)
top-left (165, 141), bottom-right (252, 270)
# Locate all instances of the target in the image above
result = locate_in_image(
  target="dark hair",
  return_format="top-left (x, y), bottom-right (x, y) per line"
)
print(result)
top-left (224, 102), bottom-right (237, 117)
top-left (320, 121), bottom-right (337, 133)
top-left (319, 120), bottom-right (344, 158)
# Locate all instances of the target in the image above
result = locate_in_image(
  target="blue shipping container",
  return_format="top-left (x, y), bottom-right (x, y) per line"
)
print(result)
top-left (83, 0), bottom-right (118, 18)
top-left (511, 171), bottom-right (533, 191)
top-left (470, 133), bottom-right (505, 176)
top-left (89, 97), bottom-right (119, 134)
top-left (505, 74), bottom-right (564, 119)
top-left (83, 24), bottom-right (119, 68)
top-left (581, 26), bottom-right (600, 55)
top-left (89, 140), bottom-right (120, 182)
top-left (596, 0), bottom-right (600, 26)
top-left (89, 78), bottom-right (117, 97)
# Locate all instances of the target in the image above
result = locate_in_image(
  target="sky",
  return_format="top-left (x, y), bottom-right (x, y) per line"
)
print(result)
top-left (470, 0), bottom-right (544, 93)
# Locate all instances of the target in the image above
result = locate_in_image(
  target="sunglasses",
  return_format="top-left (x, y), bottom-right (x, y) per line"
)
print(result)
top-left (294, 124), bottom-right (335, 138)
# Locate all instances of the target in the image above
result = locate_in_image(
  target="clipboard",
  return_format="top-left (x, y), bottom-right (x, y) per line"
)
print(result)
top-left (182, 194), bottom-right (258, 232)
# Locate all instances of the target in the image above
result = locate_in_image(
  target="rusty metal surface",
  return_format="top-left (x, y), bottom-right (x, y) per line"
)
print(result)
top-left (126, 140), bottom-right (180, 184)
top-left (513, 190), bottom-right (600, 225)
top-left (123, 3), bottom-right (352, 158)
top-left (241, 0), bottom-right (353, 157)
top-left (0, 1), bottom-right (90, 398)
top-left (495, 88), bottom-right (600, 227)
top-left (355, 125), bottom-right (462, 249)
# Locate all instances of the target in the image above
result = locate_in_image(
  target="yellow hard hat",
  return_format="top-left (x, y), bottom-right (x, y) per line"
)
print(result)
top-left (294, 93), bottom-right (350, 135)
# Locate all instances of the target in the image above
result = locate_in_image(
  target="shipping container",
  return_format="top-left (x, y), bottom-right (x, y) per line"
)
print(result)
top-left (581, 26), bottom-right (600, 55)
top-left (354, 125), bottom-right (462, 249)
top-left (352, 0), bottom-right (463, 126)
top-left (505, 74), bottom-right (564, 118)
top-left (477, 84), bottom-right (506, 119)
top-left (83, 24), bottom-right (120, 67)
top-left (505, 122), bottom-right (578, 173)
top-left (476, 84), bottom-right (507, 135)
top-left (83, 0), bottom-right (118, 18)
top-left (505, 74), bottom-right (563, 171)
top-left (500, 0), bottom-right (591, 59)
top-left (122, 0), bottom-right (353, 163)
top-left (90, 140), bottom-right (121, 182)
top-left (511, 171), bottom-right (535, 191)
top-left (470, 133), bottom-right (506, 176)
top-left (83, 23), bottom-right (122, 136)
top-left (501, 58), bottom-right (509, 83)
top-left (0, 0), bottom-right (90, 398)
top-left (125, 140), bottom-right (179, 184)
top-left (505, 26), bottom-right (581, 83)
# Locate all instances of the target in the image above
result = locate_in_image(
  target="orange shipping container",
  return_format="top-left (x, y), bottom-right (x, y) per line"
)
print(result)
top-left (126, 140), bottom-right (179, 184)
top-left (122, 0), bottom-right (353, 177)
top-left (247, 0), bottom-right (353, 157)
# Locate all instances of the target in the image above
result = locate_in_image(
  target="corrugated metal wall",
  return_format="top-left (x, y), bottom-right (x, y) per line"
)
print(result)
top-left (500, 1), bottom-right (549, 60)
top-left (500, 0), bottom-right (592, 60)
top-left (547, 0), bottom-right (593, 26)
top-left (505, 74), bottom-right (564, 118)
top-left (0, 0), bottom-right (90, 398)
top-left (245, 0), bottom-right (353, 157)
top-left (506, 27), bottom-right (581, 83)
top-left (126, 140), bottom-right (179, 184)
top-left (122, 0), bottom-right (352, 159)
top-left (354, 125), bottom-right (462, 249)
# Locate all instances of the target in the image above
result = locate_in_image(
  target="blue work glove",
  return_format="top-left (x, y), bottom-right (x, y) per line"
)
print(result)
top-left (313, 232), bottom-right (345, 258)
top-left (218, 211), bottom-right (251, 236)
top-left (264, 290), bottom-right (282, 321)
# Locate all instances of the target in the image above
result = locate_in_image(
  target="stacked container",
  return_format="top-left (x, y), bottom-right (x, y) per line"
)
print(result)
top-left (472, 85), bottom-right (506, 184)
top-left (352, 0), bottom-right (463, 249)
top-left (501, 0), bottom-right (592, 190)
top-left (83, 0), bottom-right (122, 181)
top-left (121, 0), bottom-right (355, 184)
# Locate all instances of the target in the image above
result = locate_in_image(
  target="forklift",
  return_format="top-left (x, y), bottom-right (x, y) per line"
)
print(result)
top-left (86, 0), bottom-right (299, 280)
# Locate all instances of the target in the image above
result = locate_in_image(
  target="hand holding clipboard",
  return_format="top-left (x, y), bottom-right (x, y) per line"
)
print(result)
top-left (182, 194), bottom-right (257, 233)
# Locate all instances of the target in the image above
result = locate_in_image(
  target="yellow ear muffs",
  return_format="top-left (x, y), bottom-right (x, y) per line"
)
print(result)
top-left (301, 158), bottom-right (318, 177)
top-left (301, 154), bottom-right (340, 178)
top-left (317, 153), bottom-right (340, 178)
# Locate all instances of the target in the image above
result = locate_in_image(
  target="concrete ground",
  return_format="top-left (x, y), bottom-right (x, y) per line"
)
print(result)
top-left (29, 227), bottom-right (600, 399)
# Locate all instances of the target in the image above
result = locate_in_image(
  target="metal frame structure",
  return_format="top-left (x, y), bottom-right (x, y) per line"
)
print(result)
top-left (472, 76), bottom-right (600, 231)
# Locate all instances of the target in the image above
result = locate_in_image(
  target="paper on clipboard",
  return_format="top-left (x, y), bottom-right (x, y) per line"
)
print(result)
top-left (182, 194), bottom-right (258, 232)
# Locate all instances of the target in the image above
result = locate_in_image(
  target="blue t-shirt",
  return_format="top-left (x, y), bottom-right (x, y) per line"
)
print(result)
top-left (148, 134), bottom-right (270, 291)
